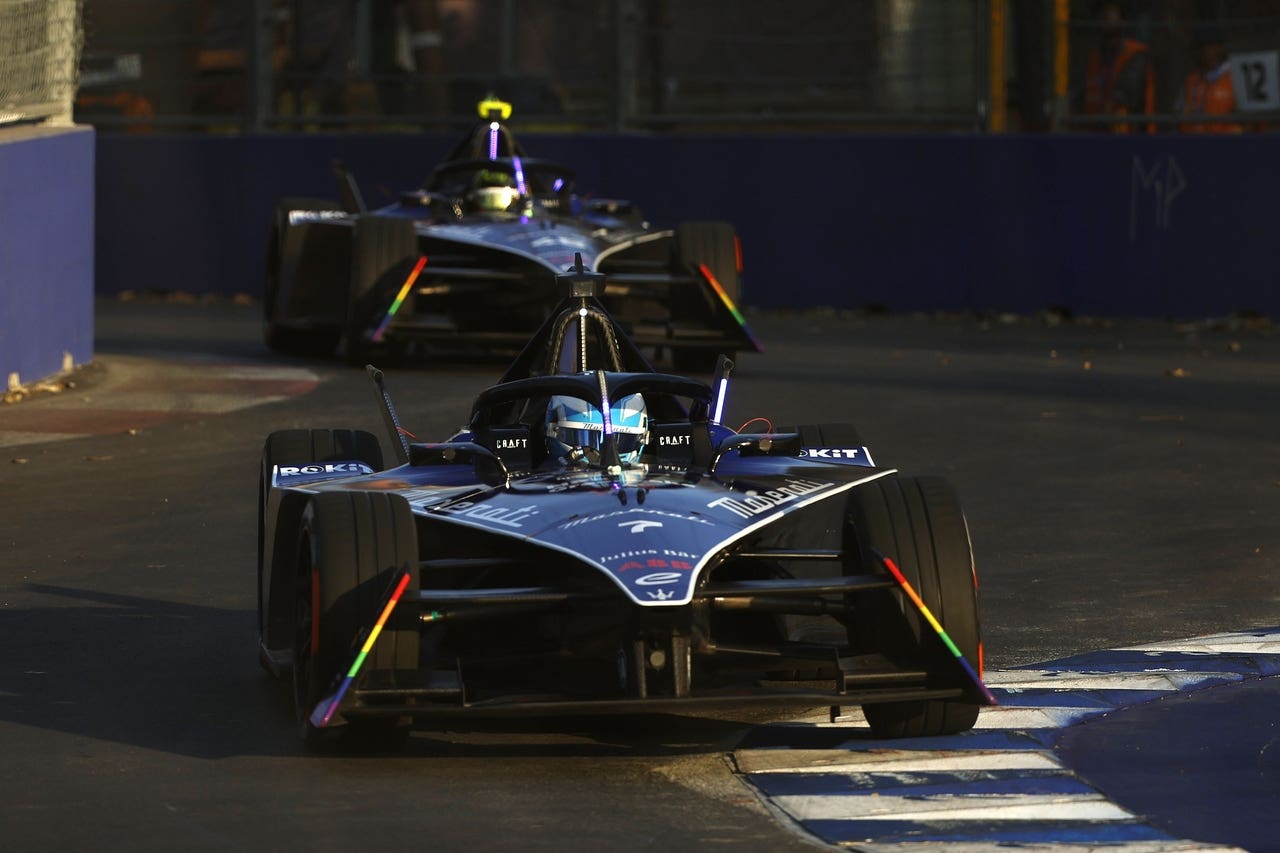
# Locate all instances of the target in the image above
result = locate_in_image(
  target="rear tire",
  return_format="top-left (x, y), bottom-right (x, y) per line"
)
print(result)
top-left (264, 197), bottom-right (344, 356)
top-left (346, 215), bottom-right (419, 366)
top-left (292, 491), bottom-right (419, 751)
top-left (844, 475), bottom-right (981, 738)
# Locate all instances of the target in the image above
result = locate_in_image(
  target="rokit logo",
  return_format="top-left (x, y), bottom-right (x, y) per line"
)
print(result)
top-left (276, 462), bottom-right (373, 476)
top-left (287, 210), bottom-right (345, 225)
top-left (706, 478), bottom-right (835, 519)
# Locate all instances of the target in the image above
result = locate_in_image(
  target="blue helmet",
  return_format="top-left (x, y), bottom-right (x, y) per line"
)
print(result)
top-left (546, 393), bottom-right (648, 466)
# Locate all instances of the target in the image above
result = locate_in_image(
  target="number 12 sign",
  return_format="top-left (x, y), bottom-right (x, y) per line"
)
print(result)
top-left (1231, 51), bottom-right (1280, 111)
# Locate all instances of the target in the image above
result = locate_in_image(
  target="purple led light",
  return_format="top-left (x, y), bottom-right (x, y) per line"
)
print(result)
top-left (512, 155), bottom-right (527, 196)
top-left (713, 378), bottom-right (728, 424)
top-left (552, 178), bottom-right (564, 192)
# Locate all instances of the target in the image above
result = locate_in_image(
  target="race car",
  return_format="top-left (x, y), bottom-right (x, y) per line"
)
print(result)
top-left (257, 256), bottom-right (992, 749)
top-left (263, 98), bottom-right (759, 370)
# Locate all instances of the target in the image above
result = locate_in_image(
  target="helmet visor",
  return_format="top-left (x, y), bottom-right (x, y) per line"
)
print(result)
top-left (554, 425), bottom-right (645, 459)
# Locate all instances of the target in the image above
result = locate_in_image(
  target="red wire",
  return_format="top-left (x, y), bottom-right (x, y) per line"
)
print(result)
top-left (735, 417), bottom-right (773, 434)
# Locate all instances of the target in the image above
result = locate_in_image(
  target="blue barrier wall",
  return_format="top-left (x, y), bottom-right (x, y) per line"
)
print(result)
top-left (95, 132), bottom-right (1276, 319)
top-left (0, 126), bottom-right (95, 387)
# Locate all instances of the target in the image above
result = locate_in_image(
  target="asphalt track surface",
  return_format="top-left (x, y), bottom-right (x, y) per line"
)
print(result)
top-left (2, 299), bottom-right (1279, 851)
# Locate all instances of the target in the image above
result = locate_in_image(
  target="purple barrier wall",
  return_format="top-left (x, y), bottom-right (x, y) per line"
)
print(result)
top-left (95, 132), bottom-right (1276, 320)
top-left (0, 126), bottom-right (95, 387)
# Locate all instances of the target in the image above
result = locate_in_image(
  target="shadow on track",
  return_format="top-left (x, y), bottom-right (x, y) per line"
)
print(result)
top-left (2, 583), bottom-right (798, 761)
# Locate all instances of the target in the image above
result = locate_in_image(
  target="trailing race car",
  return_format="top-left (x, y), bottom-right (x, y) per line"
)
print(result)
top-left (263, 98), bottom-right (759, 370)
top-left (257, 256), bottom-right (992, 749)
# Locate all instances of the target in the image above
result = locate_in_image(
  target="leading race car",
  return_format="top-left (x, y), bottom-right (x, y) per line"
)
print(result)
top-left (257, 256), bottom-right (992, 749)
top-left (263, 98), bottom-right (760, 370)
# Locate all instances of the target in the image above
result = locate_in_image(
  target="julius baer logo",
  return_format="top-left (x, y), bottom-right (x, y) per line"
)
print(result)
top-left (706, 477), bottom-right (834, 519)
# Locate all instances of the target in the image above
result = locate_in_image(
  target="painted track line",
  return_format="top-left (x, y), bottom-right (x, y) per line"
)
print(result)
top-left (736, 627), bottom-right (1280, 851)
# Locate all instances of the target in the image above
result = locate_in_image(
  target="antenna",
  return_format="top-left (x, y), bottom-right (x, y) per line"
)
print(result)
top-left (559, 252), bottom-right (607, 373)
top-left (367, 365), bottom-right (411, 465)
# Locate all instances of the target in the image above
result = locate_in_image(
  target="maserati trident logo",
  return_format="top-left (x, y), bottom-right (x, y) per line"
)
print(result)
top-left (618, 520), bottom-right (663, 534)
top-left (647, 589), bottom-right (674, 601)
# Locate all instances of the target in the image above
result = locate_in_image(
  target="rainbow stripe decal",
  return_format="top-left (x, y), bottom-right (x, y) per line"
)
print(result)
top-left (872, 548), bottom-right (997, 706)
top-left (698, 263), bottom-right (761, 352)
top-left (310, 569), bottom-right (414, 729)
top-left (512, 155), bottom-right (527, 196)
top-left (371, 255), bottom-right (428, 343)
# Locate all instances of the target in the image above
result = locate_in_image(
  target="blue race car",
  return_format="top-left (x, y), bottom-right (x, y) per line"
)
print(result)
top-left (257, 256), bottom-right (990, 749)
top-left (263, 98), bottom-right (759, 370)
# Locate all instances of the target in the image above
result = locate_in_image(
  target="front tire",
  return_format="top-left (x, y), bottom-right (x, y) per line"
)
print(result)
top-left (845, 475), bottom-right (981, 738)
top-left (346, 215), bottom-right (419, 366)
top-left (676, 220), bottom-right (741, 305)
top-left (292, 491), bottom-right (420, 750)
top-left (264, 197), bottom-right (344, 356)
top-left (258, 429), bottom-right (384, 673)
top-left (672, 221), bottom-right (742, 372)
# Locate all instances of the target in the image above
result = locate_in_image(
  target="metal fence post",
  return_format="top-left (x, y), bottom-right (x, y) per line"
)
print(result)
top-left (614, 0), bottom-right (640, 131)
top-left (1052, 0), bottom-right (1070, 131)
top-left (988, 0), bottom-right (1007, 132)
top-left (248, 0), bottom-right (274, 131)
top-left (499, 0), bottom-right (516, 80)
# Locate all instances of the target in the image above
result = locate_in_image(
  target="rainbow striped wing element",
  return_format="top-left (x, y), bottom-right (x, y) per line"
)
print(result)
top-left (872, 548), bottom-right (997, 706)
top-left (310, 569), bottom-right (414, 729)
top-left (371, 256), bottom-right (428, 344)
top-left (697, 263), bottom-right (761, 352)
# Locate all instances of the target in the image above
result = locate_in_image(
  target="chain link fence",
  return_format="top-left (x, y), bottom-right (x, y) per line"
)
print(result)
top-left (61, 0), bottom-right (1280, 134)
top-left (73, 0), bottom-right (985, 132)
top-left (0, 0), bottom-right (84, 126)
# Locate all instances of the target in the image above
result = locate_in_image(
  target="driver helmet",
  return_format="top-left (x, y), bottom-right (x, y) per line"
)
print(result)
top-left (469, 168), bottom-right (519, 212)
top-left (546, 393), bottom-right (648, 466)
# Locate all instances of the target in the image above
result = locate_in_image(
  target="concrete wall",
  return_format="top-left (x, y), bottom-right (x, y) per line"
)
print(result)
top-left (95, 132), bottom-right (1277, 320)
top-left (0, 125), bottom-right (95, 388)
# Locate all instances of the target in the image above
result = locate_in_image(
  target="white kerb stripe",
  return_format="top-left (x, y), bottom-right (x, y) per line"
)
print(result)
top-left (750, 750), bottom-right (1063, 775)
top-left (985, 670), bottom-right (1242, 691)
top-left (774, 792), bottom-right (1135, 822)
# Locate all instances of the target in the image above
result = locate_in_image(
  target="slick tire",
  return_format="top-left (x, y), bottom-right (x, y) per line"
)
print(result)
top-left (293, 491), bottom-right (419, 752)
top-left (676, 221), bottom-right (741, 305)
top-left (844, 475), bottom-right (982, 738)
top-left (258, 429), bottom-right (385, 675)
top-left (673, 221), bottom-right (741, 372)
top-left (264, 197), bottom-right (344, 356)
top-left (346, 214), bottom-right (419, 366)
